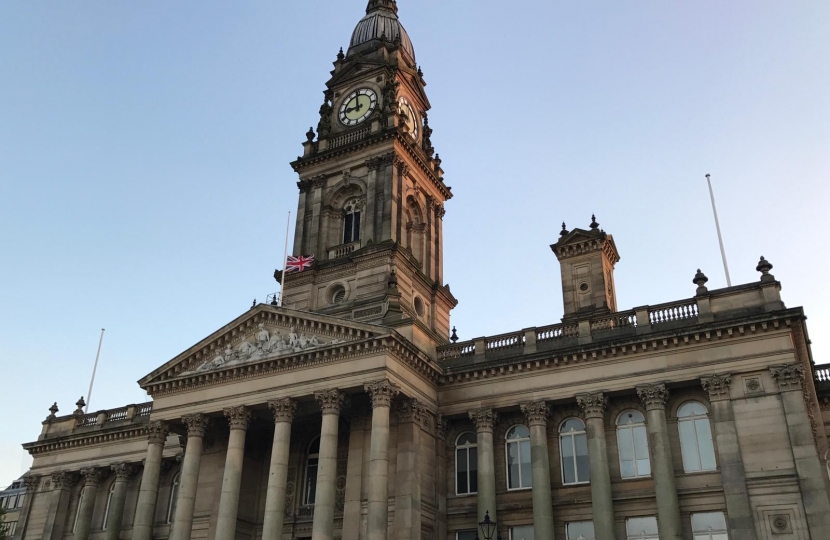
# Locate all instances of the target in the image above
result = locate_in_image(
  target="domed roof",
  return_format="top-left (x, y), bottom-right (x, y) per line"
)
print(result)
top-left (347, 0), bottom-right (415, 61)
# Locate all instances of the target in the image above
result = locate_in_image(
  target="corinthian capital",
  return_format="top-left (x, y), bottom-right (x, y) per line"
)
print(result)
top-left (435, 414), bottom-right (450, 441)
top-left (701, 374), bottom-right (732, 401)
top-left (80, 468), bottom-right (106, 487)
top-left (268, 398), bottom-right (297, 424)
top-left (24, 475), bottom-right (41, 492)
top-left (770, 364), bottom-right (805, 392)
top-left (111, 463), bottom-right (136, 481)
top-left (315, 389), bottom-right (347, 415)
top-left (520, 401), bottom-right (551, 426)
top-left (146, 420), bottom-right (170, 446)
top-left (50, 471), bottom-right (77, 490)
top-left (637, 383), bottom-right (670, 411)
top-left (469, 408), bottom-right (498, 434)
top-left (576, 392), bottom-right (608, 420)
top-left (397, 398), bottom-right (428, 424)
top-left (364, 379), bottom-right (401, 409)
top-left (224, 406), bottom-right (252, 431)
top-left (182, 413), bottom-right (211, 437)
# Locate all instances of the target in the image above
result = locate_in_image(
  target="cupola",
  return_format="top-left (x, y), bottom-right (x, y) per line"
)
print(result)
top-left (347, 0), bottom-right (415, 62)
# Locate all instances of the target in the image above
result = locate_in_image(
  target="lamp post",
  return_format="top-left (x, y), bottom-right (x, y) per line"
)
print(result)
top-left (475, 511), bottom-right (502, 540)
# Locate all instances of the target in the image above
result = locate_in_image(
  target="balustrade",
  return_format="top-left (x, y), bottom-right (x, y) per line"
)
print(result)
top-left (649, 300), bottom-right (699, 325)
top-left (329, 127), bottom-right (370, 149)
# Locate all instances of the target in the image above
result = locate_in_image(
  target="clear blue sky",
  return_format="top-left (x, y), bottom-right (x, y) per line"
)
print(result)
top-left (1, 0), bottom-right (828, 486)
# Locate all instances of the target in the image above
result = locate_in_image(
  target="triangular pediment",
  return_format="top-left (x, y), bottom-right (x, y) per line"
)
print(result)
top-left (138, 305), bottom-right (391, 389)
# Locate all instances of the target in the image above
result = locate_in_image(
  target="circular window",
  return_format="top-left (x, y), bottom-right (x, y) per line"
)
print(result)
top-left (579, 282), bottom-right (589, 292)
top-left (327, 284), bottom-right (347, 305)
top-left (413, 296), bottom-right (425, 317)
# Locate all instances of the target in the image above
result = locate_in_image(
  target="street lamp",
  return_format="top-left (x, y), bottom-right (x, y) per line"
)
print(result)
top-left (475, 511), bottom-right (502, 540)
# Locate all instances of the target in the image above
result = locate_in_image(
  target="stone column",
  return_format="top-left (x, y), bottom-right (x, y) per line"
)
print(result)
top-left (74, 468), bottom-right (105, 540)
top-left (577, 393), bottom-right (616, 540)
top-left (15, 475), bottom-right (40, 539)
top-left (312, 389), bottom-right (346, 540)
top-left (342, 411), bottom-right (370, 540)
top-left (770, 364), bottom-right (830, 538)
top-left (469, 408), bottom-right (498, 523)
top-left (215, 406), bottom-right (252, 540)
top-left (637, 384), bottom-right (682, 540)
top-left (170, 414), bottom-right (210, 540)
top-left (364, 158), bottom-right (380, 243)
top-left (262, 399), bottom-right (297, 540)
top-left (364, 380), bottom-right (400, 540)
top-left (435, 416), bottom-right (449, 540)
top-left (104, 463), bottom-right (136, 540)
top-left (520, 402), bottom-right (555, 540)
top-left (700, 375), bottom-right (756, 540)
top-left (133, 421), bottom-right (170, 540)
top-left (395, 399), bottom-right (425, 540)
top-left (43, 472), bottom-right (77, 540)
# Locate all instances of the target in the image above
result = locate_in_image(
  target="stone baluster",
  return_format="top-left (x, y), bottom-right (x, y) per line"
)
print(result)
top-left (262, 398), bottom-right (297, 540)
top-left (700, 375), bottom-right (756, 540)
top-left (637, 384), bottom-right (682, 540)
top-left (74, 468), bottom-right (106, 540)
top-left (215, 406), bottom-right (252, 540)
top-left (770, 364), bottom-right (830, 538)
top-left (395, 398), bottom-right (426, 540)
top-left (170, 414), bottom-right (210, 540)
top-left (133, 421), bottom-right (170, 540)
top-left (311, 389), bottom-right (347, 540)
top-left (520, 401), bottom-right (555, 540)
top-left (576, 393), bottom-right (616, 540)
top-left (43, 472), bottom-right (77, 540)
top-left (104, 464), bottom-right (136, 540)
top-left (469, 408), bottom-right (498, 523)
top-left (364, 380), bottom-right (400, 540)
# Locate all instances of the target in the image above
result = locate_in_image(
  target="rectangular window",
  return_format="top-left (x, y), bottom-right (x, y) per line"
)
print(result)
top-left (16, 493), bottom-right (25, 508)
top-left (626, 517), bottom-right (659, 540)
top-left (457, 530), bottom-right (477, 540)
top-left (566, 522), bottom-right (596, 540)
top-left (352, 212), bottom-right (361, 242)
top-left (510, 525), bottom-right (534, 540)
top-left (1, 521), bottom-right (18, 537)
top-left (692, 512), bottom-right (728, 540)
top-left (343, 213), bottom-right (354, 244)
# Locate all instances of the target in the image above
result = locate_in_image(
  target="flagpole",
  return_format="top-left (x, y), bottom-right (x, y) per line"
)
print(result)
top-left (85, 328), bottom-right (106, 413)
top-left (278, 211), bottom-right (291, 307)
top-left (706, 174), bottom-right (732, 287)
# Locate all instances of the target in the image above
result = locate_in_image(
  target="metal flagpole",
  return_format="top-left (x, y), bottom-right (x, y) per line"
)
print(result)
top-left (85, 328), bottom-right (106, 413)
top-left (706, 174), bottom-right (732, 287)
top-left (278, 211), bottom-right (291, 307)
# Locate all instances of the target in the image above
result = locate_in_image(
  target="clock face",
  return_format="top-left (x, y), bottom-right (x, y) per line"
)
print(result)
top-left (339, 88), bottom-right (378, 126)
top-left (398, 96), bottom-right (419, 139)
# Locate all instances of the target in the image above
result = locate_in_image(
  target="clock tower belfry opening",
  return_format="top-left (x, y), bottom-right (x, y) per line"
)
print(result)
top-left (279, 0), bottom-right (456, 346)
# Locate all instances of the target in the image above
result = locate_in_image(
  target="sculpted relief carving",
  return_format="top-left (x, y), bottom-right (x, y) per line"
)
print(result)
top-left (188, 323), bottom-right (346, 374)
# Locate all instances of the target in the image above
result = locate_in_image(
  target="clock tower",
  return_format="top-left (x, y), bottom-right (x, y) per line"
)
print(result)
top-left (279, 0), bottom-right (456, 350)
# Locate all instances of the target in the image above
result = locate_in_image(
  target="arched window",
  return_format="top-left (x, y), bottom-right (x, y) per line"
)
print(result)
top-left (167, 473), bottom-right (180, 524)
top-left (303, 437), bottom-right (321, 506)
top-left (72, 487), bottom-right (86, 532)
top-left (678, 402), bottom-right (717, 472)
top-left (560, 418), bottom-right (590, 485)
top-left (343, 200), bottom-right (361, 244)
top-left (102, 481), bottom-right (116, 529)
top-left (616, 410), bottom-right (650, 479)
top-left (455, 432), bottom-right (478, 495)
top-left (505, 425), bottom-right (532, 490)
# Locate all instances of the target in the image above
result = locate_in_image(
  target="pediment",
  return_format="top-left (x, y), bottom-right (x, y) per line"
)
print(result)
top-left (138, 305), bottom-right (390, 389)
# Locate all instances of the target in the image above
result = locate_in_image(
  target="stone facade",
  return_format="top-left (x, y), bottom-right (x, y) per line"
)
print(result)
top-left (13, 2), bottom-right (830, 540)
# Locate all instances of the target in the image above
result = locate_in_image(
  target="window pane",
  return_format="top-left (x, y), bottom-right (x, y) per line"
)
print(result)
top-left (679, 420), bottom-right (702, 472)
top-left (511, 525), bottom-right (535, 540)
top-left (343, 213), bottom-right (354, 244)
top-left (508, 441), bottom-right (521, 488)
top-left (562, 435), bottom-right (577, 484)
top-left (575, 433), bottom-right (591, 482)
top-left (712, 534), bottom-right (729, 540)
top-left (561, 418), bottom-right (585, 433)
top-left (353, 212), bottom-right (361, 242)
top-left (508, 425), bottom-right (530, 439)
top-left (456, 449), bottom-right (469, 494)
top-left (458, 433), bottom-right (476, 446)
top-left (679, 402), bottom-right (708, 417)
top-left (618, 427), bottom-right (636, 478)
top-left (457, 531), bottom-right (477, 540)
top-left (695, 418), bottom-right (717, 471)
top-left (567, 521), bottom-right (595, 540)
top-left (305, 462), bottom-right (318, 505)
top-left (692, 512), bottom-right (727, 532)
top-left (469, 448), bottom-right (478, 492)
top-left (520, 440), bottom-right (532, 488)
top-left (633, 426), bottom-right (650, 475)
top-left (626, 517), bottom-right (658, 536)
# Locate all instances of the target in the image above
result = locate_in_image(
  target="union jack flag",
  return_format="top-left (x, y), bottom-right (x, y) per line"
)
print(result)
top-left (285, 255), bottom-right (315, 273)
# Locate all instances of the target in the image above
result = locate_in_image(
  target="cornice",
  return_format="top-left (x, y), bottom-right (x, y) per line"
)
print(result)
top-left (23, 424), bottom-right (150, 456)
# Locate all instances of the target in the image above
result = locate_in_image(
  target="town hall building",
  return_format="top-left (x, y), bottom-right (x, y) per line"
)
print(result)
top-left (12, 2), bottom-right (830, 540)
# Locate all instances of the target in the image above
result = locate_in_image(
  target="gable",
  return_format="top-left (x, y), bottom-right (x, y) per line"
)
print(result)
top-left (139, 305), bottom-right (389, 389)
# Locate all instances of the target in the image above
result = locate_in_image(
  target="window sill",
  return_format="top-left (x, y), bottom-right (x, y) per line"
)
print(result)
top-left (562, 481), bottom-right (591, 487)
top-left (452, 492), bottom-right (478, 498)
top-left (681, 468), bottom-right (718, 475)
top-left (506, 487), bottom-right (532, 492)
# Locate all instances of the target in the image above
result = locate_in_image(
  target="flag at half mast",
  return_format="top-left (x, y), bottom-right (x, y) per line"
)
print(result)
top-left (285, 255), bottom-right (315, 273)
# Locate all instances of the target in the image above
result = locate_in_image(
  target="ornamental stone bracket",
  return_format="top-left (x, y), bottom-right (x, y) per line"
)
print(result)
top-left (576, 392), bottom-right (608, 420)
top-left (636, 383), bottom-right (670, 411)
top-left (769, 364), bottom-right (805, 392)
top-left (520, 401), bottom-right (551, 426)
top-left (701, 374), bottom-right (732, 401)
top-left (469, 408), bottom-right (498, 434)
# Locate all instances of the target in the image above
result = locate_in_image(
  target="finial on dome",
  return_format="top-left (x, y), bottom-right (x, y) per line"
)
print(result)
top-left (366, 0), bottom-right (398, 14)
top-left (560, 222), bottom-right (568, 237)
top-left (590, 214), bottom-right (599, 229)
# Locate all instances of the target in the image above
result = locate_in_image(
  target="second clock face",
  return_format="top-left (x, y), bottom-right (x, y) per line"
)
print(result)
top-left (398, 97), bottom-right (419, 139)
top-left (339, 88), bottom-right (378, 126)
